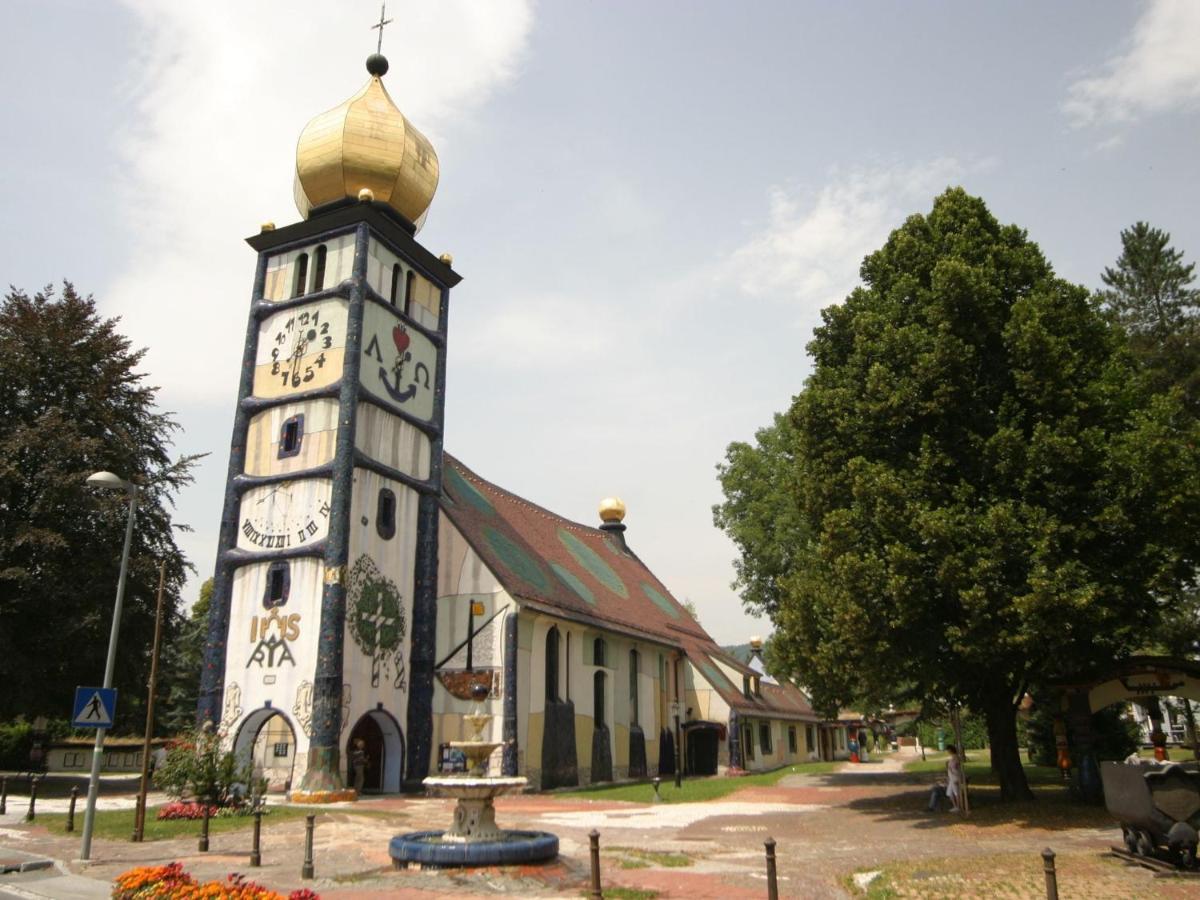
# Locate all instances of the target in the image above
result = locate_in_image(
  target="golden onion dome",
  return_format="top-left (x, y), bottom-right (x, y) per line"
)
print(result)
top-left (294, 54), bottom-right (439, 229)
top-left (598, 497), bottom-right (627, 524)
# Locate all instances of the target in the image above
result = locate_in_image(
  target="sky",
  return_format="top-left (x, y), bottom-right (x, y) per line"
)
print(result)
top-left (4, 1), bottom-right (1200, 646)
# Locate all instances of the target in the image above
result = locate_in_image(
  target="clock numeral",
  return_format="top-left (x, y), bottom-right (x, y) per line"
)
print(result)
top-left (320, 322), bottom-right (330, 335)
top-left (318, 501), bottom-right (331, 518)
top-left (271, 361), bottom-right (279, 375)
top-left (314, 353), bottom-right (326, 369)
top-left (322, 336), bottom-right (332, 349)
top-left (303, 366), bottom-right (315, 383)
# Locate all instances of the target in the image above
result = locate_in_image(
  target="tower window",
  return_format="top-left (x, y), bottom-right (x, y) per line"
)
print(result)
top-left (278, 414), bottom-right (305, 459)
top-left (389, 263), bottom-right (402, 307)
top-left (292, 253), bottom-right (309, 298)
top-left (264, 561), bottom-right (290, 609)
top-left (376, 488), bottom-right (396, 540)
top-left (312, 244), bottom-right (328, 292)
top-left (404, 270), bottom-right (415, 316)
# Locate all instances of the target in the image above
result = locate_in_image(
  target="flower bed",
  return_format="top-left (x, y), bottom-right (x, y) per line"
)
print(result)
top-left (156, 802), bottom-right (221, 821)
top-left (113, 862), bottom-right (319, 899)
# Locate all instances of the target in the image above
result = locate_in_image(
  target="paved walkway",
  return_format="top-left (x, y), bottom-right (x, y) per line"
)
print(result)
top-left (0, 757), bottom-right (1192, 898)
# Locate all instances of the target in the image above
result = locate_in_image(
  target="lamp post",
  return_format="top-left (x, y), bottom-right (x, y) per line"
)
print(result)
top-left (79, 471), bottom-right (138, 862)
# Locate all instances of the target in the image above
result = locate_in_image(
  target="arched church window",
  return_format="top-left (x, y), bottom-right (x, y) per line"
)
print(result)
top-left (593, 637), bottom-right (606, 668)
top-left (545, 627), bottom-right (560, 702)
top-left (292, 253), bottom-right (309, 298)
top-left (312, 244), bottom-right (328, 292)
top-left (376, 488), bottom-right (396, 540)
top-left (404, 270), bottom-right (415, 315)
top-left (629, 649), bottom-right (639, 726)
top-left (594, 670), bottom-right (607, 725)
top-left (389, 263), bottom-right (402, 307)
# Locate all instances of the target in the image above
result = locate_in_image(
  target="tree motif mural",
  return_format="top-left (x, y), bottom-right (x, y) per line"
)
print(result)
top-left (347, 555), bottom-right (408, 689)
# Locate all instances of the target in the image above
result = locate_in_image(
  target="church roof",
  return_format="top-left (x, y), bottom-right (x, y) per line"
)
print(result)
top-left (439, 454), bottom-right (820, 722)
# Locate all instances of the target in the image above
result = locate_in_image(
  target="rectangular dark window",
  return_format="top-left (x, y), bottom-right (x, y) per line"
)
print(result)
top-left (806, 725), bottom-right (815, 751)
top-left (264, 561), bottom-right (290, 609)
top-left (788, 726), bottom-right (797, 753)
top-left (760, 723), bottom-right (773, 754)
top-left (377, 488), bottom-right (397, 539)
top-left (743, 725), bottom-right (755, 760)
top-left (278, 413), bottom-right (305, 459)
top-left (273, 742), bottom-right (290, 758)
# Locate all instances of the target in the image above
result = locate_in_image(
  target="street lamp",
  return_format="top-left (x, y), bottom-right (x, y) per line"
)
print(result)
top-left (79, 471), bottom-right (138, 862)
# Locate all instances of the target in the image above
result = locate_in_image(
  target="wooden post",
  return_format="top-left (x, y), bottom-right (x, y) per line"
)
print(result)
top-left (589, 829), bottom-right (602, 899)
top-left (1042, 847), bottom-right (1058, 900)
top-left (250, 809), bottom-right (263, 866)
top-left (1, 775), bottom-right (7, 814)
top-left (133, 562), bottom-right (168, 842)
top-left (25, 775), bottom-right (40, 822)
top-left (302, 814), bottom-right (315, 879)
top-left (765, 837), bottom-right (779, 900)
top-left (199, 802), bottom-right (210, 852)
top-left (66, 786), bottom-right (79, 832)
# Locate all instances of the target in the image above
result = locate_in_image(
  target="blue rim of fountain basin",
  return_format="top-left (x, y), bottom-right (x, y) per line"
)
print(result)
top-left (389, 830), bottom-right (559, 867)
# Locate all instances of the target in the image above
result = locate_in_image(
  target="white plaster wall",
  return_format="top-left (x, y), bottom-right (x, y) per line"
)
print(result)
top-left (355, 404), bottom-right (431, 480)
top-left (245, 399), bottom-right (339, 477)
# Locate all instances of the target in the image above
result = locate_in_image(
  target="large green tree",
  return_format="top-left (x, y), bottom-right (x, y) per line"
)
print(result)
top-left (716, 190), bottom-right (1200, 800)
top-left (0, 284), bottom-right (196, 730)
top-left (1099, 221), bottom-right (1200, 411)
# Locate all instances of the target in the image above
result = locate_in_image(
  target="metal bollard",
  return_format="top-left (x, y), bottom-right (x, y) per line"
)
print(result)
top-left (1042, 847), bottom-right (1058, 900)
top-left (25, 775), bottom-right (41, 822)
top-left (589, 829), bottom-right (602, 900)
top-left (765, 837), bottom-right (779, 900)
top-left (301, 814), bottom-right (315, 879)
top-left (250, 809), bottom-right (263, 867)
top-left (1, 775), bottom-right (7, 815)
top-left (651, 776), bottom-right (662, 803)
top-left (199, 803), bottom-right (210, 852)
top-left (66, 786), bottom-right (79, 832)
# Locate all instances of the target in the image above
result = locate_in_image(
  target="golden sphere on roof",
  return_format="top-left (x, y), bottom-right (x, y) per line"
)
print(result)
top-left (294, 55), bottom-right (439, 229)
top-left (357, 187), bottom-right (375, 202)
top-left (599, 497), bottom-right (626, 523)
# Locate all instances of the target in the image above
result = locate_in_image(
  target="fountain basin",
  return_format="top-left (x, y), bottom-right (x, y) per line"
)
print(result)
top-left (389, 830), bottom-right (559, 868)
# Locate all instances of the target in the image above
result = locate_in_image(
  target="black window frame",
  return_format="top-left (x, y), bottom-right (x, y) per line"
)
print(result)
top-left (278, 413), bottom-right (305, 459)
top-left (376, 487), bottom-right (397, 540)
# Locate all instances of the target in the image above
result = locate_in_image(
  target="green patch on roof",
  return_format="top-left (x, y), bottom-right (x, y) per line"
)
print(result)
top-left (602, 535), bottom-right (626, 557)
top-left (641, 582), bottom-right (680, 619)
top-left (699, 661), bottom-right (737, 692)
top-left (557, 528), bottom-right (628, 598)
top-left (551, 563), bottom-right (596, 606)
top-left (445, 466), bottom-right (495, 516)
top-left (484, 526), bottom-right (550, 593)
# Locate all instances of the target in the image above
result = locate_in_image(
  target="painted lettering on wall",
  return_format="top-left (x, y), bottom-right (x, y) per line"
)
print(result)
top-left (246, 611), bottom-right (301, 668)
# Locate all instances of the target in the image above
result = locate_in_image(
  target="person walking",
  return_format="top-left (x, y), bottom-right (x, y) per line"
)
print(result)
top-left (945, 744), bottom-right (964, 812)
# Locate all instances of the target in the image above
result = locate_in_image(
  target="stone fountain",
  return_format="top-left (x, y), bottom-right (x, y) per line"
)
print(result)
top-left (389, 684), bottom-right (559, 867)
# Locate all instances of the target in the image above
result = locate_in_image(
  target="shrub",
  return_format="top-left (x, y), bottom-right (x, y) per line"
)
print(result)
top-left (153, 726), bottom-right (254, 808)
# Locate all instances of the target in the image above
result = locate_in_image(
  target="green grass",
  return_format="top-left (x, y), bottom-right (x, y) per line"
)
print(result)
top-left (38, 804), bottom-right (313, 842)
top-left (583, 888), bottom-right (659, 900)
top-left (557, 760), bottom-right (837, 804)
top-left (608, 846), bottom-right (693, 869)
top-left (902, 749), bottom-right (1062, 786)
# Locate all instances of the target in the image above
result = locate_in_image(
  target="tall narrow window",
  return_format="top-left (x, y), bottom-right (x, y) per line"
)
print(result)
top-left (760, 722), bottom-right (773, 754)
top-left (389, 263), bottom-right (402, 307)
top-left (788, 726), bottom-right (797, 753)
top-left (743, 724), bottom-right (755, 760)
top-left (312, 244), bottom-right (328, 292)
top-left (292, 253), bottom-right (309, 298)
top-left (593, 637), bottom-right (606, 668)
top-left (593, 671), bottom-right (607, 725)
top-left (403, 270), bottom-right (415, 316)
top-left (263, 561), bottom-right (290, 609)
top-left (545, 627), bottom-right (560, 702)
top-left (629, 649), bottom-right (639, 726)
top-left (278, 414), bottom-right (304, 459)
top-left (565, 632), bottom-right (572, 701)
top-left (376, 488), bottom-right (396, 540)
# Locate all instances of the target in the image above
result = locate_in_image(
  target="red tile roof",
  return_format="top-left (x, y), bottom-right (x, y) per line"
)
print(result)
top-left (439, 453), bottom-right (819, 722)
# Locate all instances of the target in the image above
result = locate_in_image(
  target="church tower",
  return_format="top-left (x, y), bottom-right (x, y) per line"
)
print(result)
top-left (198, 49), bottom-right (459, 797)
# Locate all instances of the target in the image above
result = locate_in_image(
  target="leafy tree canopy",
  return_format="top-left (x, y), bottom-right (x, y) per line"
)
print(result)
top-left (716, 189), bottom-right (1200, 799)
top-left (0, 284), bottom-right (197, 730)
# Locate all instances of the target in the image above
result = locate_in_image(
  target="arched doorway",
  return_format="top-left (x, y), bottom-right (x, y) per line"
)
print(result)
top-left (346, 709), bottom-right (405, 793)
top-left (683, 722), bottom-right (721, 775)
top-left (233, 708), bottom-right (297, 793)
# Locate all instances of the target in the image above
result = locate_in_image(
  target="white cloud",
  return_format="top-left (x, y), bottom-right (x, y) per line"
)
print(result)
top-left (1063, 0), bottom-right (1200, 128)
top-left (721, 158), bottom-right (973, 324)
top-left (106, 0), bottom-right (533, 408)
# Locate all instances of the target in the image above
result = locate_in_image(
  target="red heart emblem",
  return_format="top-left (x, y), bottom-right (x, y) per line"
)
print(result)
top-left (392, 325), bottom-right (410, 355)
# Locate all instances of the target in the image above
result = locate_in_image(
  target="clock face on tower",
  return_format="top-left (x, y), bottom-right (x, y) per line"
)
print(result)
top-left (237, 479), bottom-right (332, 551)
top-left (359, 301), bottom-right (438, 422)
top-left (253, 299), bottom-right (349, 399)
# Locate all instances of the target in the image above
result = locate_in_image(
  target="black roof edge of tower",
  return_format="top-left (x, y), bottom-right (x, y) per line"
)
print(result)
top-left (246, 200), bottom-right (462, 288)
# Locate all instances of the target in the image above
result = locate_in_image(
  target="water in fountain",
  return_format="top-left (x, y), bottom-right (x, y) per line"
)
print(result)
top-left (390, 683), bottom-right (559, 867)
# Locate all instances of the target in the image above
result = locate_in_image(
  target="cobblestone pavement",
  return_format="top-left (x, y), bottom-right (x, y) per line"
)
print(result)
top-left (1, 758), bottom-right (1195, 898)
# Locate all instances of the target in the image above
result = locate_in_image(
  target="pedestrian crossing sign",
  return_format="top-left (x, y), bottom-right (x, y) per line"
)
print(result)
top-left (72, 686), bottom-right (117, 728)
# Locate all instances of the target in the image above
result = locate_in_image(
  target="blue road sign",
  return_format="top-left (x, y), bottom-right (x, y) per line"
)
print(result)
top-left (72, 686), bottom-right (117, 729)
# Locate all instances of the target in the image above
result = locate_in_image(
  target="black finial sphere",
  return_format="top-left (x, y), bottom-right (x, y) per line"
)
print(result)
top-left (471, 683), bottom-right (489, 702)
top-left (366, 53), bottom-right (389, 77)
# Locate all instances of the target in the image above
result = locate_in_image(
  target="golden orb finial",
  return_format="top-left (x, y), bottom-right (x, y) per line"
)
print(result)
top-left (438, 252), bottom-right (454, 266)
top-left (358, 187), bottom-right (375, 202)
top-left (599, 497), bottom-right (626, 524)
top-left (293, 55), bottom-right (439, 229)
top-left (260, 221), bottom-right (276, 233)
top-left (749, 635), bottom-right (763, 650)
